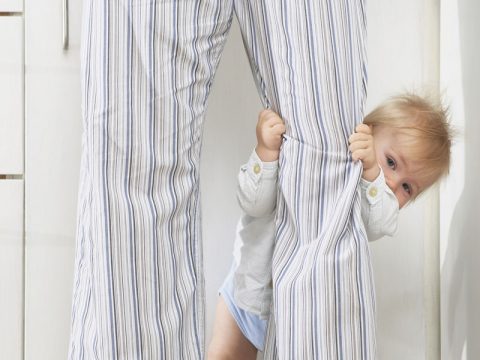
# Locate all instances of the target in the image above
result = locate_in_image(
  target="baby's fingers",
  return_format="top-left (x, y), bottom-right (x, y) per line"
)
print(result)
top-left (348, 132), bottom-right (371, 144)
top-left (348, 140), bottom-right (370, 153)
top-left (266, 116), bottom-right (285, 128)
top-left (351, 148), bottom-right (368, 161)
top-left (259, 109), bottom-right (280, 123)
top-left (271, 123), bottom-right (286, 135)
top-left (355, 123), bottom-right (372, 135)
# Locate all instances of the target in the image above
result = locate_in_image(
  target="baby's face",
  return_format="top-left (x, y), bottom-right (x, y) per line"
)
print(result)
top-left (373, 125), bottom-right (428, 208)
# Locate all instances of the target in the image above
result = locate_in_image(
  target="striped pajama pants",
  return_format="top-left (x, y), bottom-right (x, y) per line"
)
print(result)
top-left (68, 0), bottom-right (374, 359)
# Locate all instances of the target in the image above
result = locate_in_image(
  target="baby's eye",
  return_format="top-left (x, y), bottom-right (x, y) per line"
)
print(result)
top-left (402, 183), bottom-right (412, 195)
top-left (386, 156), bottom-right (396, 169)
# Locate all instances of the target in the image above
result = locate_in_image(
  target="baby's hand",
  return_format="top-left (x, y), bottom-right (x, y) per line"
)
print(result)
top-left (255, 109), bottom-right (286, 162)
top-left (348, 124), bottom-right (380, 181)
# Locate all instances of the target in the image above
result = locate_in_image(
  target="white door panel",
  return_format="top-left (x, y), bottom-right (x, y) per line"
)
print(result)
top-left (25, 0), bottom-right (82, 358)
top-left (25, 0), bottom-right (81, 68)
top-left (0, 180), bottom-right (24, 360)
top-left (0, 16), bottom-right (23, 174)
top-left (0, 0), bottom-right (23, 12)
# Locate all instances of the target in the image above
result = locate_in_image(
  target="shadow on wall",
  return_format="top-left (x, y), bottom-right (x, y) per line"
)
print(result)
top-left (442, 0), bottom-right (480, 359)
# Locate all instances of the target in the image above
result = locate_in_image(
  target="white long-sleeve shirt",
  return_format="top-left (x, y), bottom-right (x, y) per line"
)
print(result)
top-left (233, 149), bottom-right (399, 319)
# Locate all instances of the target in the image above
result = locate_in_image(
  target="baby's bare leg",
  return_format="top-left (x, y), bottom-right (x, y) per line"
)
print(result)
top-left (208, 296), bottom-right (258, 360)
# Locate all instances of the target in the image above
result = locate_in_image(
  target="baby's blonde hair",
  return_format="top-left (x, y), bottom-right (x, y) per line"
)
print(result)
top-left (363, 93), bottom-right (453, 193)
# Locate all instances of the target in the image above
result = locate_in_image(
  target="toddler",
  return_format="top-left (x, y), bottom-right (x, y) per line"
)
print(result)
top-left (208, 93), bottom-right (453, 360)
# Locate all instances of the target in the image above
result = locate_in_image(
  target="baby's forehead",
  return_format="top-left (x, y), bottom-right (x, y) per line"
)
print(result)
top-left (389, 129), bottom-right (428, 153)
top-left (390, 125), bottom-right (420, 138)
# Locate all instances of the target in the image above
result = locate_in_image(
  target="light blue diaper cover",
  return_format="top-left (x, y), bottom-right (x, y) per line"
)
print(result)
top-left (219, 264), bottom-right (268, 351)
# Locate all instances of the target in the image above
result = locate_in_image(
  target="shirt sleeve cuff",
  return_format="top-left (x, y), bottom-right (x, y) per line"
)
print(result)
top-left (360, 165), bottom-right (386, 205)
top-left (239, 148), bottom-right (278, 180)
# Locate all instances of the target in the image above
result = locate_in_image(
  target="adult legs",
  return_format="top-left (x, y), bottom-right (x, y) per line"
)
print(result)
top-left (69, 0), bottom-right (374, 358)
top-left (234, 1), bottom-right (375, 358)
top-left (69, 1), bottom-right (234, 358)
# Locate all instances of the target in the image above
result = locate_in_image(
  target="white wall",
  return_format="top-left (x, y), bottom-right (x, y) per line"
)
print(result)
top-left (202, 18), bottom-right (262, 344)
top-left (440, 0), bottom-right (480, 359)
top-left (202, 1), bottom-right (440, 358)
